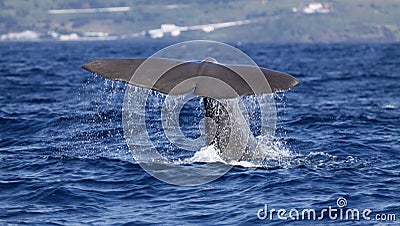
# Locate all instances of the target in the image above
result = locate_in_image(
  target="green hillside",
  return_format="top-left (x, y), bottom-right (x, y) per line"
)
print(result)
top-left (1, 0), bottom-right (399, 42)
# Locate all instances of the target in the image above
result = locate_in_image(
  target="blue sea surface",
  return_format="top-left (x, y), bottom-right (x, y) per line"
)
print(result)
top-left (0, 41), bottom-right (399, 225)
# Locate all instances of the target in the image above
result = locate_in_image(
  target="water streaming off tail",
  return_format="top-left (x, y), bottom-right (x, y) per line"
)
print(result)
top-left (58, 76), bottom-right (305, 169)
top-left (122, 83), bottom-right (295, 167)
top-left (58, 76), bottom-right (129, 159)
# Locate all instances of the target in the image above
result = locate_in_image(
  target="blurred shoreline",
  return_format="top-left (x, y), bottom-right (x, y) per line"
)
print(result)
top-left (1, 0), bottom-right (399, 43)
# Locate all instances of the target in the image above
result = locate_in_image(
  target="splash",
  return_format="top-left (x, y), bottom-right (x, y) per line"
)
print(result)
top-left (187, 145), bottom-right (226, 163)
top-left (178, 140), bottom-right (294, 168)
top-left (61, 75), bottom-right (298, 170)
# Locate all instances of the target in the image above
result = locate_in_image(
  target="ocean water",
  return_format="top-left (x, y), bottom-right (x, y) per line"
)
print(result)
top-left (0, 41), bottom-right (399, 225)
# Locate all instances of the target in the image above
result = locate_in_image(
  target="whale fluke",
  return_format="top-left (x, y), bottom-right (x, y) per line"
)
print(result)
top-left (82, 57), bottom-right (299, 161)
top-left (82, 58), bottom-right (299, 99)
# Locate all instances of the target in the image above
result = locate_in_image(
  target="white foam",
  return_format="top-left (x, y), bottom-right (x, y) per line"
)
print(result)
top-left (187, 145), bottom-right (226, 163)
top-left (180, 140), bottom-right (295, 168)
top-left (227, 160), bottom-right (258, 168)
top-left (382, 105), bottom-right (398, 109)
top-left (186, 145), bottom-right (259, 167)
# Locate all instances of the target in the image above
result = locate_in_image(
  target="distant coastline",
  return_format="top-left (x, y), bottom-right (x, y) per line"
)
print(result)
top-left (1, 0), bottom-right (399, 43)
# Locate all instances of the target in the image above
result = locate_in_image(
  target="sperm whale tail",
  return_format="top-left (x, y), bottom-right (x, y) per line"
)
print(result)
top-left (82, 57), bottom-right (299, 160)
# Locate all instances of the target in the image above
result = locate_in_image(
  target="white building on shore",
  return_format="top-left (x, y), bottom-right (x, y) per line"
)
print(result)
top-left (303, 2), bottom-right (331, 14)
